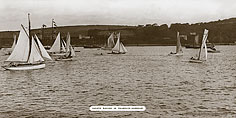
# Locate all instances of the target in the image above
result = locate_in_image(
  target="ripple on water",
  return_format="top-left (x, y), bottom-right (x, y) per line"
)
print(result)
top-left (0, 46), bottom-right (236, 117)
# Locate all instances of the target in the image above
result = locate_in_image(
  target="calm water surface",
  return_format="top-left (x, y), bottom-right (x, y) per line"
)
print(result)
top-left (0, 46), bottom-right (236, 118)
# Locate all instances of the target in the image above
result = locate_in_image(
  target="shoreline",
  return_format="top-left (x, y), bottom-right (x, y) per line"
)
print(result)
top-left (1, 43), bottom-right (236, 49)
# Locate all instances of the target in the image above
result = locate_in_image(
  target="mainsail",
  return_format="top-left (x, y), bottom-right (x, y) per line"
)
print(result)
top-left (65, 32), bottom-right (75, 57)
top-left (49, 32), bottom-right (61, 52)
top-left (176, 32), bottom-right (183, 54)
top-left (35, 34), bottom-right (52, 60)
top-left (112, 33), bottom-right (121, 52)
top-left (198, 29), bottom-right (208, 60)
top-left (107, 33), bottom-right (115, 48)
top-left (111, 33), bottom-right (127, 53)
top-left (6, 26), bottom-right (30, 62)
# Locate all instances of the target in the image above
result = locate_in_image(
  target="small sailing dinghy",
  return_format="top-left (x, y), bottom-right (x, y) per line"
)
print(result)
top-left (48, 32), bottom-right (67, 56)
top-left (55, 32), bottom-right (76, 61)
top-left (2, 16), bottom-right (49, 70)
top-left (169, 32), bottom-right (183, 56)
top-left (108, 33), bottom-right (128, 54)
top-left (101, 32), bottom-right (115, 50)
top-left (189, 29), bottom-right (208, 63)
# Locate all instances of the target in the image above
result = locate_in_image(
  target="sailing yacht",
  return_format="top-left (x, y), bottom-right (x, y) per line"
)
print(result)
top-left (189, 29), bottom-right (208, 63)
top-left (55, 32), bottom-right (76, 61)
top-left (169, 32), bottom-right (183, 56)
top-left (2, 14), bottom-right (52, 70)
top-left (2, 24), bottom-right (51, 71)
top-left (48, 32), bottom-right (67, 55)
top-left (101, 32), bottom-right (115, 50)
top-left (109, 33), bottom-right (128, 54)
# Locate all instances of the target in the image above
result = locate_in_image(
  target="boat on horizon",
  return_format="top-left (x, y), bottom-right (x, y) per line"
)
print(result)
top-left (101, 32), bottom-right (115, 50)
top-left (169, 31), bottom-right (183, 56)
top-left (55, 32), bottom-right (76, 61)
top-left (108, 33), bottom-right (128, 54)
top-left (48, 32), bottom-right (67, 56)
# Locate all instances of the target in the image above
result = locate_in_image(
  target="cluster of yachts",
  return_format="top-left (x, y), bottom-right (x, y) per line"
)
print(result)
top-left (169, 29), bottom-right (211, 64)
top-left (1, 14), bottom-right (128, 71)
top-left (1, 14), bottom-right (216, 71)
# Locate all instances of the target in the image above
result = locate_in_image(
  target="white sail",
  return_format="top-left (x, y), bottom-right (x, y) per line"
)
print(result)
top-left (49, 32), bottom-right (61, 52)
top-left (120, 42), bottom-right (128, 53)
top-left (112, 34), bottom-right (120, 52)
top-left (65, 32), bottom-right (76, 57)
top-left (176, 32), bottom-right (183, 54)
top-left (35, 34), bottom-right (52, 60)
top-left (62, 39), bottom-right (66, 52)
top-left (28, 37), bottom-right (44, 63)
top-left (70, 46), bottom-right (76, 57)
top-left (66, 32), bottom-right (70, 52)
top-left (107, 33), bottom-right (115, 48)
top-left (198, 29), bottom-right (208, 60)
top-left (6, 26), bottom-right (30, 62)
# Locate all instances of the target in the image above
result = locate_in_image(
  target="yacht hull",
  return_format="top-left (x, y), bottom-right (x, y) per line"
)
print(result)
top-left (2, 63), bottom-right (45, 70)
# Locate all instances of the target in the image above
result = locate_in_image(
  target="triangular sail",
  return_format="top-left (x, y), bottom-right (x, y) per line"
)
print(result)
top-left (6, 26), bottom-right (29, 62)
top-left (112, 33), bottom-right (120, 52)
top-left (198, 29), bottom-right (208, 60)
top-left (28, 37), bottom-right (44, 63)
top-left (35, 34), bottom-right (52, 60)
top-left (107, 32), bottom-right (115, 48)
top-left (49, 32), bottom-right (61, 52)
top-left (70, 46), bottom-right (76, 56)
top-left (120, 42), bottom-right (128, 53)
top-left (176, 32), bottom-right (183, 54)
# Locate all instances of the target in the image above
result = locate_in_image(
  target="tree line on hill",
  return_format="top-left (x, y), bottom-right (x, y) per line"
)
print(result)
top-left (1, 18), bottom-right (236, 48)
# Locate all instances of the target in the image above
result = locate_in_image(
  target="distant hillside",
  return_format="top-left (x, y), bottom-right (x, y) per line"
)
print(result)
top-left (1, 18), bottom-right (236, 48)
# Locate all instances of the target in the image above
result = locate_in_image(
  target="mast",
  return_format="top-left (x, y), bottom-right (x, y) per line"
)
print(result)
top-left (42, 24), bottom-right (46, 45)
top-left (118, 32), bottom-right (120, 53)
top-left (28, 13), bottom-right (31, 40)
top-left (176, 32), bottom-right (179, 53)
top-left (27, 13), bottom-right (32, 62)
top-left (51, 19), bottom-right (54, 44)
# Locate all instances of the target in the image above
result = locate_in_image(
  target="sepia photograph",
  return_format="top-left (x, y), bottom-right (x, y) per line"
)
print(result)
top-left (0, 0), bottom-right (236, 117)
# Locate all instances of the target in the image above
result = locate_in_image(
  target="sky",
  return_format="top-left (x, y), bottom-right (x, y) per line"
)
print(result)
top-left (1, 0), bottom-right (236, 31)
